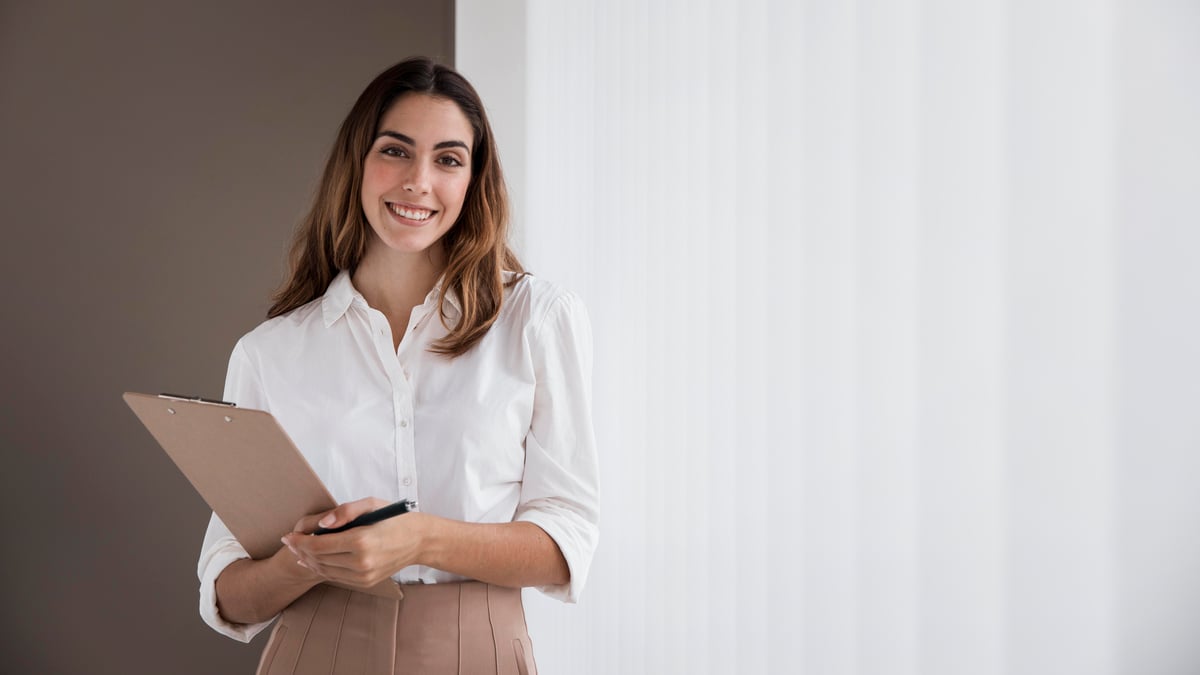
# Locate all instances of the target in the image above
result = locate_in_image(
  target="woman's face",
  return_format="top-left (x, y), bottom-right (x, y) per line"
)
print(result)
top-left (360, 93), bottom-right (474, 260)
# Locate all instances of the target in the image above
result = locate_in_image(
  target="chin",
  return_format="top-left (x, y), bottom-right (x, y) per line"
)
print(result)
top-left (381, 234), bottom-right (445, 256)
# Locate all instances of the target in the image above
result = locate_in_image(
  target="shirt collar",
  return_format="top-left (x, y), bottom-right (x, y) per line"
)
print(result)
top-left (426, 274), bottom-right (463, 318)
top-left (321, 270), bottom-right (357, 327)
top-left (321, 269), bottom-right (462, 328)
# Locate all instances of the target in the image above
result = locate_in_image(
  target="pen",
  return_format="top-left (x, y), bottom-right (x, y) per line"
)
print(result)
top-left (312, 499), bottom-right (418, 535)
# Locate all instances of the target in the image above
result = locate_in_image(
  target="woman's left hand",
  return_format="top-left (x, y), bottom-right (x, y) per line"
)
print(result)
top-left (280, 497), bottom-right (433, 589)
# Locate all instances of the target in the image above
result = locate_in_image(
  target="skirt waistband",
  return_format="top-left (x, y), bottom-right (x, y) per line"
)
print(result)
top-left (256, 582), bottom-right (536, 675)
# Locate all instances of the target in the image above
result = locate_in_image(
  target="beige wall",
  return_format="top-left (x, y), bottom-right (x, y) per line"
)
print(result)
top-left (0, 2), bottom-right (453, 671)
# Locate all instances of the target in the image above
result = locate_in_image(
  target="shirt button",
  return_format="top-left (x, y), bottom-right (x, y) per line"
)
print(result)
top-left (399, 419), bottom-right (409, 428)
top-left (402, 477), bottom-right (412, 486)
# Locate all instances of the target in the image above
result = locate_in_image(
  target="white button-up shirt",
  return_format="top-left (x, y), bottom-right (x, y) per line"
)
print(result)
top-left (197, 270), bottom-right (599, 642)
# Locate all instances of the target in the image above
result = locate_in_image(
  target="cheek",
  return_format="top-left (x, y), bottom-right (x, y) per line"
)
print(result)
top-left (445, 177), bottom-right (471, 213)
top-left (361, 163), bottom-right (389, 199)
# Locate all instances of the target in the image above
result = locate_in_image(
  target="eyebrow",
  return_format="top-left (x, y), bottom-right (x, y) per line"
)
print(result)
top-left (376, 130), bottom-right (470, 153)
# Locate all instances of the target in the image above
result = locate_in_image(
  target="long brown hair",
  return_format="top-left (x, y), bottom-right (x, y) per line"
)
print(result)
top-left (267, 56), bottom-right (525, 357)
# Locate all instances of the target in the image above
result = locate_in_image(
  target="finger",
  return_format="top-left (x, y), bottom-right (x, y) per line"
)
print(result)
top-left (293, 497), bottom-right (388, 534)
top-left (292, 537), bottom-right (399, 579)
top-left (293, 510), bottom-right (334, 534)
top-left (285, 529), bottom-right (363, 556)
top-left (300, 558), bottom-right (383, 588)
top-left (298, 551), bottom-right (369, 575)
top-left (315, 497), bottom-right (390, 530)
top-left (290, 550), bottom-right (353, 583)
top-left (295, 557), bottom-right (338, 583)
top-left (294, 557), bottom-right (322, 577)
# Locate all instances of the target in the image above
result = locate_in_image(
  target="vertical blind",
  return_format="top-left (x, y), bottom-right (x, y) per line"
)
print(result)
top-left (459, 1), bottom-right (1200, 673)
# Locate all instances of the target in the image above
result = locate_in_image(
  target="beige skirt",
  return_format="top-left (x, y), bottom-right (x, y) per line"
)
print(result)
top-left (256, 582), bottom-right (538, 675)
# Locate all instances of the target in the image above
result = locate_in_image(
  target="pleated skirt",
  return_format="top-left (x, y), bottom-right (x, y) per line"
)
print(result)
top-left (256, 582), bottom-right (538, 675)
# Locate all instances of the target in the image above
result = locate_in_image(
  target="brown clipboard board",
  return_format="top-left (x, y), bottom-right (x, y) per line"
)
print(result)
top-left (123, 391), bottom-right (403, 600)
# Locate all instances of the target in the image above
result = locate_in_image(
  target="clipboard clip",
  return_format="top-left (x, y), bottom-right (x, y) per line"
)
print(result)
top-left (158, 392), bottom-right (237, 407)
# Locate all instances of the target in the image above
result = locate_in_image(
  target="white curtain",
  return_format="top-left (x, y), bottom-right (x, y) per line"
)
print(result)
top-left (458, 1), bottom-right (1200, 673)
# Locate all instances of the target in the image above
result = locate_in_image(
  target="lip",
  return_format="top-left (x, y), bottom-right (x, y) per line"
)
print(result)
top-left (385, 201), bottom-right (439, 227)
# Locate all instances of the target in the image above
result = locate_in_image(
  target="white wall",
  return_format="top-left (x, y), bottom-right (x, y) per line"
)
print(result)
top-left (459, 1), bottom-right (1200, 673)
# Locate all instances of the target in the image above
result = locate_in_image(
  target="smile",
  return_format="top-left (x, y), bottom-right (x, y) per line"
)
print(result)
top-left (387, 202), bottom-right (436, 222)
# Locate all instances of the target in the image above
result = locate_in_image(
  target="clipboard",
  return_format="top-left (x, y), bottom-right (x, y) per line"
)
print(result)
top-left (123, 391), bottom-right (403, 600)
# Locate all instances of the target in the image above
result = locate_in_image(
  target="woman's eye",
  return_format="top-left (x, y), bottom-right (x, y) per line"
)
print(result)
top-left (381, 147), bottom-right (408, 158)
top-left (438, 156), bottom-right (464, 167)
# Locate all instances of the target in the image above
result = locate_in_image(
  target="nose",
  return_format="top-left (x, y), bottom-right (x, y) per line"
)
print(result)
top-left (402, 159), bottom-right (432, 194)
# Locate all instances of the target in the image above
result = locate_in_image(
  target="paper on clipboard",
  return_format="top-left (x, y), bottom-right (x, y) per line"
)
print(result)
top-left (123, 391), bottom-right (403, 600)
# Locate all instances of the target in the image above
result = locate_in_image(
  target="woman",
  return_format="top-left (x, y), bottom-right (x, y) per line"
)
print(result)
top-left (196, 57), bottom-right (599, 674)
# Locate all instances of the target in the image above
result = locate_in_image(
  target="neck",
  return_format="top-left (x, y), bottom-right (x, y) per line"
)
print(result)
top-left (351, 238), bottom-right (448, 319)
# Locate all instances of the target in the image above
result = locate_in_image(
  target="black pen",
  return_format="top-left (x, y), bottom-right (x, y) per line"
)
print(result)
top-left (312, 499), bottom-right (418, 535)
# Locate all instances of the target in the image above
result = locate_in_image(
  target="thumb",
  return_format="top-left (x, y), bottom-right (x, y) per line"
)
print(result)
top-left (299, 497), bottom-right (388, 533)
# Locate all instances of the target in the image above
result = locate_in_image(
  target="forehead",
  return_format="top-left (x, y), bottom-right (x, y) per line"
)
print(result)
top-left (377, 94), bottom-right (474, 149)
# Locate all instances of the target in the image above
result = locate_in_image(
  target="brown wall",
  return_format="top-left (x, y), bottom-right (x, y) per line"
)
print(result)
top-left (0, 2), bottom-right (453, 671)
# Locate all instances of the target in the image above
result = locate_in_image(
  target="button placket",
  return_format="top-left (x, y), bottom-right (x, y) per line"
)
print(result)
top-left (364, 305), bottom-right (417, 497)
top-left (392, 374), bottom-right (415, 497)
top-left (393, 310), bottom-right (422, 499)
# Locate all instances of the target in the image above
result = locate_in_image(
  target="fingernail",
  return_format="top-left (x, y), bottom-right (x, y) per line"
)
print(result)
top-left (319, 515), bottom-right (335, 527)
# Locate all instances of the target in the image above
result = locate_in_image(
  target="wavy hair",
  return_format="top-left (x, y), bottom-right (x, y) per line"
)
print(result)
top-left (267, 56), bottom-right (525, 357)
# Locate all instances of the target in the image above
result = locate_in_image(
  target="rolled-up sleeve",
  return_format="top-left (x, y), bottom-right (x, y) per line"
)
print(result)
top-left (196, 339), bottom-right (276, 642)
top-left (514, 292), bottom-right (600, 603)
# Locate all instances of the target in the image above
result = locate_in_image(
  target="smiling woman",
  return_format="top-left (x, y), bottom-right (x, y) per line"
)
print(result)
top-left (195, 57), bottom-right (599, 674)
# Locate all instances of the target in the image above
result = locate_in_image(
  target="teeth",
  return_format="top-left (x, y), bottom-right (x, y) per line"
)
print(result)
top-left (389, 203), bottom-right (433, 221)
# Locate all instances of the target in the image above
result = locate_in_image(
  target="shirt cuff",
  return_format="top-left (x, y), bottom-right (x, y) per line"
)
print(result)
top-left (197, 543), bottom-right (276, 643)
top-left (515, 504), bottom-right (597, 603)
